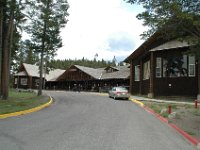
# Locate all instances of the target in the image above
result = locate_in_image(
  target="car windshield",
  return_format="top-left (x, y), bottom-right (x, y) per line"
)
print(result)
top-left (116, 87), bottom-right (127, 91)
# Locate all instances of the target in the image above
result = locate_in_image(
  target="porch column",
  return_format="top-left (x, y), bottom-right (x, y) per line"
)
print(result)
top-left (29, 76), bottom-right (32, 89)
top-left (197, 59), bottom-right (200, 101)
top-left (139, 60), bottom-right (143, 95)
top-left (129, 61), bottom-right (133, 94)
top-left (148, 52), bottom-right (154, 98)
top-left (16, 76), bottom-right (19, 89)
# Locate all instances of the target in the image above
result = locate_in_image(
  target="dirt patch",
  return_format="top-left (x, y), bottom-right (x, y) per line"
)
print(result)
top-left (169, 106), bottom-right (200, 140)
top-left (143, 101), bottom-right (200, 140)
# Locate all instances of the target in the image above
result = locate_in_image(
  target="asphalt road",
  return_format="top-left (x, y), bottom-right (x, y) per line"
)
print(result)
top-left (0, 91), bottom-right (197, 150)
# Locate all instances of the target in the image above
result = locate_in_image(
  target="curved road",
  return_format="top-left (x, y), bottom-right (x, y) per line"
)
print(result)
top-left (0, 91), bottom-right (197, 150)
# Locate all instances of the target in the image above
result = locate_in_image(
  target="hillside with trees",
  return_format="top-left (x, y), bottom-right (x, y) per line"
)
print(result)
top-left (48, 58), bottom-right (116, 70)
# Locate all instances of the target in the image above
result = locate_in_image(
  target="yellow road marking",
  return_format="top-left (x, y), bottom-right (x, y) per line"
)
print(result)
top-left (0, 97), bottom-right (53, 119)
top-left (129, 98), bottom-right (144, 107)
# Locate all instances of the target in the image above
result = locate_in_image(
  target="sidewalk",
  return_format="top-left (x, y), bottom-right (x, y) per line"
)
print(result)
top-left (130, 95), bottom-right (195, 105)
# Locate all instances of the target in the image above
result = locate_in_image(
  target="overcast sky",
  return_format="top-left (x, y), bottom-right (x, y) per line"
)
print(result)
top-left (56, 0), bottom-right (146, 62)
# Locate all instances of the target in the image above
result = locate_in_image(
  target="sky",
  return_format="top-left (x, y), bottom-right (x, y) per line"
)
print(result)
top-left (56, 0), bottom-right (146, 62)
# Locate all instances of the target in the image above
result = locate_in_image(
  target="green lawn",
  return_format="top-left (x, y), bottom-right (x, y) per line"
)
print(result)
top-left (143, 101), bottom-right (197, 117)
top-left (143, 101), bottom-right (184, 118)
top-left (0, 89), bottom-right (50, 114)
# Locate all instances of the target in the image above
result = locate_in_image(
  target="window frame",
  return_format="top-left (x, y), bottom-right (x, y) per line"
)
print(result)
top-left (156, 57), bottom-right (162, 78)
top-left (20, 78), bottom-right (28, 85)
top-left (162, 55), bottom-right (188, 78)
top-left (188, 56), bottom-right (196, 77)
top-left (134, 65), bottom-right (140, 81)
top-left (143, 61), bottom-right (150, 80)
top-left (14, 78), bottom-right (18, 84)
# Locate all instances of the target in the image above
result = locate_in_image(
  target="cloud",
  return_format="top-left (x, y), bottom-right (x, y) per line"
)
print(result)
top-left (107, 32), bottom-right (136, 51)
top-left (56, 0), bottom-right (146, 62)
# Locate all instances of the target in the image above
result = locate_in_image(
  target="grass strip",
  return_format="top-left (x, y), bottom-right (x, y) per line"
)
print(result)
top-left (0, 89), bottom-right (49, 114)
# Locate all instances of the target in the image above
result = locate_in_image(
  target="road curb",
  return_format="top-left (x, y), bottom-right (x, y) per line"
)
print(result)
top-left (130, 98), bottom-right (200, 148)
top-left (0, 97), bottom-right (53, 119)
top-left (169, 123), bottom-right (200, 146)
top-left (129, 98), bottom-right (144, 107)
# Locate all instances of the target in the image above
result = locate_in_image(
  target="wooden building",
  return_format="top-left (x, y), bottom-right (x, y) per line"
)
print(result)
top-left (13, 63), bottom-right (42, 89)
top-left (46, 65), bottom-right (102, 90)
top-left (125, 32), bottom-right (199, 99)
top-left (14, 63), bottom-right (65, 89)
top-left (47, 65), bottom-right (130, 91)
top-left (14, 63), bottom-right (130, 91)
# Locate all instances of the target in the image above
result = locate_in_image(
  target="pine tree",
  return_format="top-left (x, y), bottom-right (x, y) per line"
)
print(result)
top-left (125, 0), bottom-right (200, 56)
top-left (0, 0), bottom-right (24, 100)
top-left (26, 0), bottom-right (69, 95)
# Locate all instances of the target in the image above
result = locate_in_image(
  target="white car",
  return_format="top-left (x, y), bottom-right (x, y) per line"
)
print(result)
top-left (109, 87), bottom-right (130, 100)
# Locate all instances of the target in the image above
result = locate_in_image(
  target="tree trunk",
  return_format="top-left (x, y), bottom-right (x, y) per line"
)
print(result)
top-left (37, 44), bottom-right (45, 96)
top-left (1, 12), bottom-right (14, 100)
top-left (38, 0), bottom-right (50, 96)
top-left (0, 0), bottom-right (4, 97)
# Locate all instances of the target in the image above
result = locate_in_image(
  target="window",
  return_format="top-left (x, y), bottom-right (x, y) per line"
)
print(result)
top-left (107, 68), bottom-right (113, 73)
top-left (20, 78), bottom-right (28, 85)
top-left (112, 87), bottom-right (116, 91)
top-left (134, 65), bottom-right (140, 81)
top-left (14, 78), bottom-right (18, 84)
top-left (143, 61), bottom-right (150, 80)
top-left (35, 79), bottom-right (39, 86)
top-left (156, 57), bottom-right (162, 78)
top-left (163, 55), bottom-right (188, 77)
top-left (181, 55), bottom-right (188, 77)
top-left (163, 58), bottom-right (167, 77)
top-left (188, 56), bottom-right (195, 77)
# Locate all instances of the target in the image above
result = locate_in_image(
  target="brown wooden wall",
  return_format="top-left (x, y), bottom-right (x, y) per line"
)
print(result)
top-left (154, 77), bottom-right (197, 96)
top-left (130, 48), bottom-right (198, 97)
top-left (153, 49), bottom-right (198, 97)
top-left (58, 67), bottom-right (93, 81)
top-left (13, 76), bottom-right (42, 89)
top-left (130, 54), bottom-right (151, 95)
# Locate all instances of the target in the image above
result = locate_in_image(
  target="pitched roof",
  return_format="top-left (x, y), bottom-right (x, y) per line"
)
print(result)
top-left (22, 63), bottom-right (40, 77)
top-left (15, 63), bottom-right (130, 81)
top-left (104, 66), bottom-right (119, 71)
top-left (46, 69), bottom-right (66, 81)
top-left (73, 65), bottom-right (130, 80)
top-left (124, 31), bottom-right (193, 63)
top-left (16, 63), bottom-right (65, 81)
top-left (14, 71), bottom-right (27, 76)
top-left (74, 65), bottom-right (102, 79)
top-left (149, 40), bottom-right (190, 52)
top-left (101, 65), bottom-right (130, 79)
top-left (124, 32), bottom-right (162, 62)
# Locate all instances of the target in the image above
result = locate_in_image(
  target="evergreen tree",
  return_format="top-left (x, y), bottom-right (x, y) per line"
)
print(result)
top-left (0, 0), bottom-right (24, 100)
top-left (48, 58), bottom-right (115, 69)
top-left (125, 0), bottom-right (200, 56)
top-left (26, 0), bottom-right (69, 95)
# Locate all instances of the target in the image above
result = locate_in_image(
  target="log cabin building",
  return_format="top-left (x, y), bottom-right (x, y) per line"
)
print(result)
top-left (125, 32), bottom-right (199, 99)
top-left (48, 65), bottom-right (130, 91)
top-left (14, 63), bottom-right (130, 92)
top-left (14, 63), bottom-right (43, 89)
top-left (13, 63), bottom-right (65, 89)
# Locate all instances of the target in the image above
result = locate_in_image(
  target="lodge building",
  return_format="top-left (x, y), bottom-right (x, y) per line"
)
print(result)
top-left (14, 32), bottom-right (200, 100)
top-left (13, 63), bottom-right (65, 89)
top-left (14, 63), bottom-right (130, 92)
top-left (125, 32), bottom-right (199, 99)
